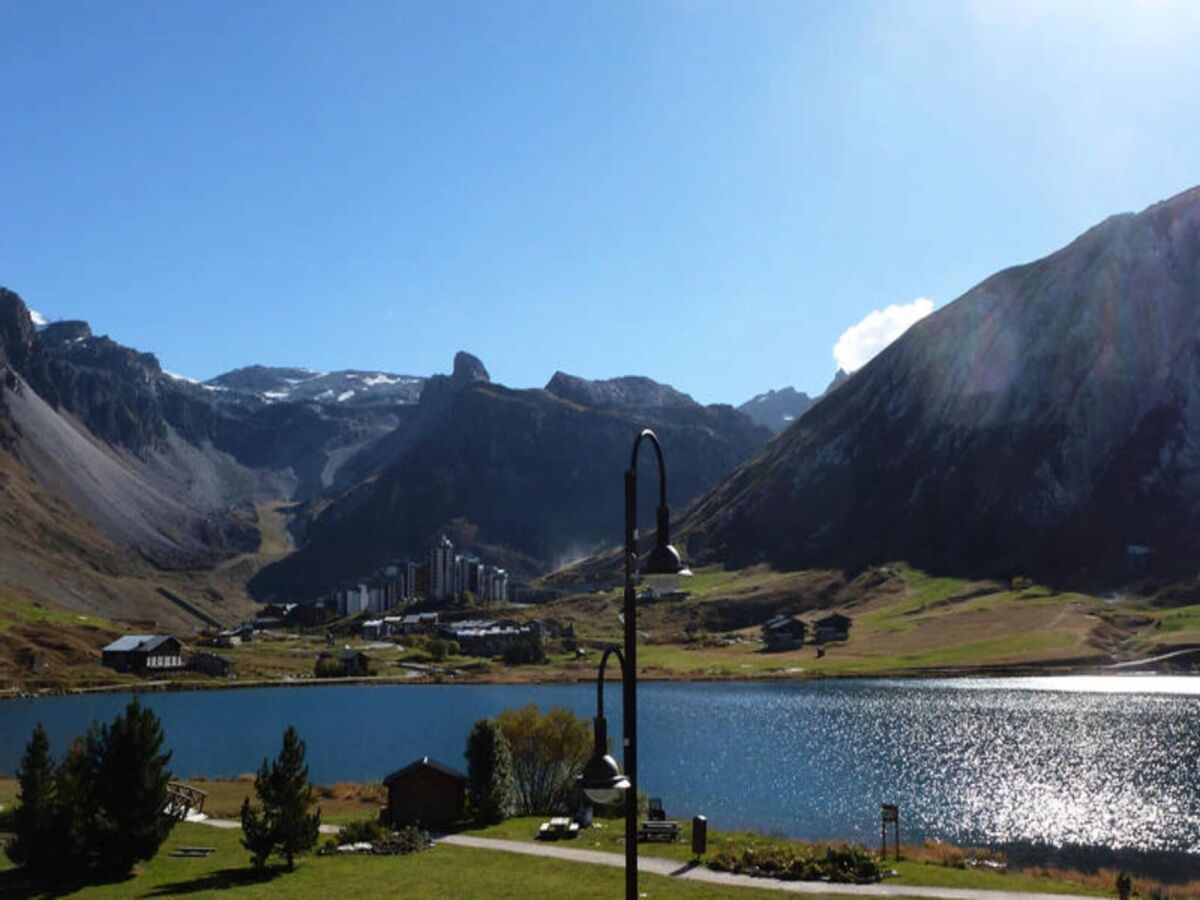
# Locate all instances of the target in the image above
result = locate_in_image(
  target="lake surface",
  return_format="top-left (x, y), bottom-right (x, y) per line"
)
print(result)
top-left (2, 676), bottom-right (1197, 861)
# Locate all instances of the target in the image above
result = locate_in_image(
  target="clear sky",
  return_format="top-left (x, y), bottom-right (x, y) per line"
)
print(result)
top-left (3, 1), bottom-right (1199, 404)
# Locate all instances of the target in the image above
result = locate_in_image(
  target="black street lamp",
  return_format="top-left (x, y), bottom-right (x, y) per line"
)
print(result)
top-left (577, 429), bottom-right (691, 900)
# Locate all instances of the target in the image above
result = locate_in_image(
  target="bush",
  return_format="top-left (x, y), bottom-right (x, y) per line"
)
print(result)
top-left (502, 634), bottom-right (546, 665)
top-left (708, 839), bottom-right (881, 884)
top-left (374, 826), bottom-right (433, 855)
top-left (339, 818), bottom-right (385, 844)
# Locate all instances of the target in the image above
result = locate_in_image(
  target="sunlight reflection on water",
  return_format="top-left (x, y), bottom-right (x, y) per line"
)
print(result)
top-left (645, 677), bottom-right (1200, 854)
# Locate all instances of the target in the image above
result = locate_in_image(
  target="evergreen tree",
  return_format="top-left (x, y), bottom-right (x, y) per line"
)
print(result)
top-left (242, 726), bottom-right (321, 871)
top-left (240, 791), bottom-right (273, 868)
top-left (52, 737), bottom-right (97, 872)
top-left (465, 718), bottom-right (514, 824)
top-left (7, 723), bottom-right (57, 874)
top-left (88, 698), bottom-right (174, 874)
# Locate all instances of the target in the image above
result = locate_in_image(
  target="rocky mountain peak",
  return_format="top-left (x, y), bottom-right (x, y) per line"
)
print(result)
top-left (544, 371), bottom-right (696, 410)
top-left (452, 351), bottom-right (490, 386)
top-left (40, 321), bottom-right (94, 345)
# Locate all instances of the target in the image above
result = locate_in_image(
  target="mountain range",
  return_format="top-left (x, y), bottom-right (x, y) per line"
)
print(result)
top-left (5, 185), bottom-right (1200, 627)
top-left (0, 293), bottom-right (772, 615)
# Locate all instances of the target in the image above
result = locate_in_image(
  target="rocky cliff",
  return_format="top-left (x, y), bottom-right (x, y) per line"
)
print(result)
top-left (250, 354), bottom-right (772, 600)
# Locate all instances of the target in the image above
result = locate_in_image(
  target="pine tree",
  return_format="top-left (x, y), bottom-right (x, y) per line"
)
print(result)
top-left (465, 718), bottom-right (514, 824)
top-left (52, 737), bottom-right (97, 871)
top-left (242, 726), bottom-right (321, 871)
top-left (240, 790), bottom-right (273, 868)
top-left (7, 723), bottom-right (57, 874)
top-left (88, 698), bottom-right (175, 874)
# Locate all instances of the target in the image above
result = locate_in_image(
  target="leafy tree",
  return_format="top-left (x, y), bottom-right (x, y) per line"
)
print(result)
top-left (242, 726), bottom-right (321, 871)
top-left (428, 638), bottom-right (457, 662)
top-left (496, 704), bottom-right (590, 815)
top-left (7, 724), bottom-right (57, 874)
top-left (464, 718), bottom-right (514, 823)
top-left (88, 698), bottom-right (175, 874)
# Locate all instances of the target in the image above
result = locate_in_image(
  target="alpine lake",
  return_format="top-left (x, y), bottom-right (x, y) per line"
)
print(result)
top-left (2, 675), bottom-right (1197, 875)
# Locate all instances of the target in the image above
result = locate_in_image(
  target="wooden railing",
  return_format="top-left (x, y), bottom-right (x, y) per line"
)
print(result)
top-left (164, 782), bottom-right (208, 820)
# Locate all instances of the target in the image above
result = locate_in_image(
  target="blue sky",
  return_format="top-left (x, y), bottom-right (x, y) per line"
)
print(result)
top-left (3, 1), bottom-right (1199, 404)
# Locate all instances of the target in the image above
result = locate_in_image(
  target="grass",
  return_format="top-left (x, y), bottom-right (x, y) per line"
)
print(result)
top-left (4, 559), bottom-right (1198, 695)
top-left (464, 816), bottom-right (1109, 896)
top-left (0, 821), bottom-right (843, 899)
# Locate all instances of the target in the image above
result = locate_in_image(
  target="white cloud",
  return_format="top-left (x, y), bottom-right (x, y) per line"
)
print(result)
top-left (832, 298), bottom-right (935, 373)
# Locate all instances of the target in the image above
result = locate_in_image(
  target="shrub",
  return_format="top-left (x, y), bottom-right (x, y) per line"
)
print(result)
top-left (708, 838), bottom-right (881, 884)
top-left (502, 634), bottom-right (547, 665)
top-left (339, 818), bottom-right (385, 844)
top-left (374, 825), bottom-right (433, 855)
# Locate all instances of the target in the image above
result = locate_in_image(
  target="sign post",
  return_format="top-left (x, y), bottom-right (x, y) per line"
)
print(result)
top-left (881, 804), bottom-right (900, 860)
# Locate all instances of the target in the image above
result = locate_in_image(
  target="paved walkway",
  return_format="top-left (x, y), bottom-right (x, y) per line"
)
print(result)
top-left (438, 835), bottom-right (1099, 900)
top-left (188, 813), bottom-right (341, 835)
top-left (189, 817), bottom-right (1097, 900)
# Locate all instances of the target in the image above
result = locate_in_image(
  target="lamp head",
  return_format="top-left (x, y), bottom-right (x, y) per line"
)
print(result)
top-left (576, 714), bottom-right (631, 805)
top-left (577, 751), bottom-right (630, 805)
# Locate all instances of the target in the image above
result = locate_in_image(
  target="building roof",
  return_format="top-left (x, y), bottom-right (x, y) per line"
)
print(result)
top-left (102, 634), bottom-right (176, 653)
top-left (763, 615), bottom-right (805, 632)
top-left (816, 613), bottom-right (852, 627)
top-left (383, 756), bottom-right (467, 785)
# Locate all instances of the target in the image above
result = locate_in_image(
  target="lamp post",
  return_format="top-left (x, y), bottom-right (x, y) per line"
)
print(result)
top-left (577, 429), bottom-right (691, 900)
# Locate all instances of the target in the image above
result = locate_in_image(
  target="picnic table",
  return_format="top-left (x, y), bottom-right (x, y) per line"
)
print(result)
top-left (169, 846), bottom-right (216, 858)
top-left (537, 817), bottom-right (580, 840)
top-left (638, 820), bottom-right (681, 843)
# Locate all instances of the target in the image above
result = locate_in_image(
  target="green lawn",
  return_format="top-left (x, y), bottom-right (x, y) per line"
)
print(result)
top-left (465, 817), bottom-right (1107, 896)
top-left (0, 821), bottom-right (851, 899)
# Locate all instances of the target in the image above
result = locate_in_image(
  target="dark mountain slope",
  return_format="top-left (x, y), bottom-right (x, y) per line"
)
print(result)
top-left (251, 354), bottom-right (771, 601)
top-left (683, 186), bottom-right (1200, 584)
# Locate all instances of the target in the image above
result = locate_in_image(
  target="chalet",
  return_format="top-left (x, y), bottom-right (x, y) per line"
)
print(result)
top-left (814, 613), bottom-right (852, 645)
top-left (761, 615), bottom-right (807, 651)
top-left (189, 652), bottom-right (234, 677)
top-left (101, 635), bottom-right (184, 674)
top-left (401, 612), bottom-right (439, 635)
top-left (362, 619), bottom-right (386, 640)
top-left (440, 619), bottom-right (538, 657)
top-left (382, 757), bottom-right (467, 829)
top-left (316, 650), bottom-right (370, 677)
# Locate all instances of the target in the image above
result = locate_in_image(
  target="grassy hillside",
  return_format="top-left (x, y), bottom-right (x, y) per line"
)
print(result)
top-left (517, 563), bottom-right (1200, 679)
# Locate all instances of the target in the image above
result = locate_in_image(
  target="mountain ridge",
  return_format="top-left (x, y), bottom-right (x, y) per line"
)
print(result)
top-left (681, 184), bottom-right (1200, 585)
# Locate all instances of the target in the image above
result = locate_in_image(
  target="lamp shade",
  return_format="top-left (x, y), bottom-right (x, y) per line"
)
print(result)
top-left (577, 750), bottom-right (630, 805)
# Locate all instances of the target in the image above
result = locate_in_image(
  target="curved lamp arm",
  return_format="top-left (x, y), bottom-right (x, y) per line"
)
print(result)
top-left (596, 645), bottom-right (626, 719)
top-left (629, 428), bottom-right (668, 507)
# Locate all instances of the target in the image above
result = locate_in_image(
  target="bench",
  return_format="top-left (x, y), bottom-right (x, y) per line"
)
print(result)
top-left (637, 820), bottom-right (681, 843)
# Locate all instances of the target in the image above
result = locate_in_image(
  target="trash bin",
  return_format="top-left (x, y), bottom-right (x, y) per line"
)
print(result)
top-left (691, 815), bottom-right (707, 857)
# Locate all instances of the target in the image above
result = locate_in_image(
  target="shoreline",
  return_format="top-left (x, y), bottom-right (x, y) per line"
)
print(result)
top-left (3, 658), bottom-right (1196, 702)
